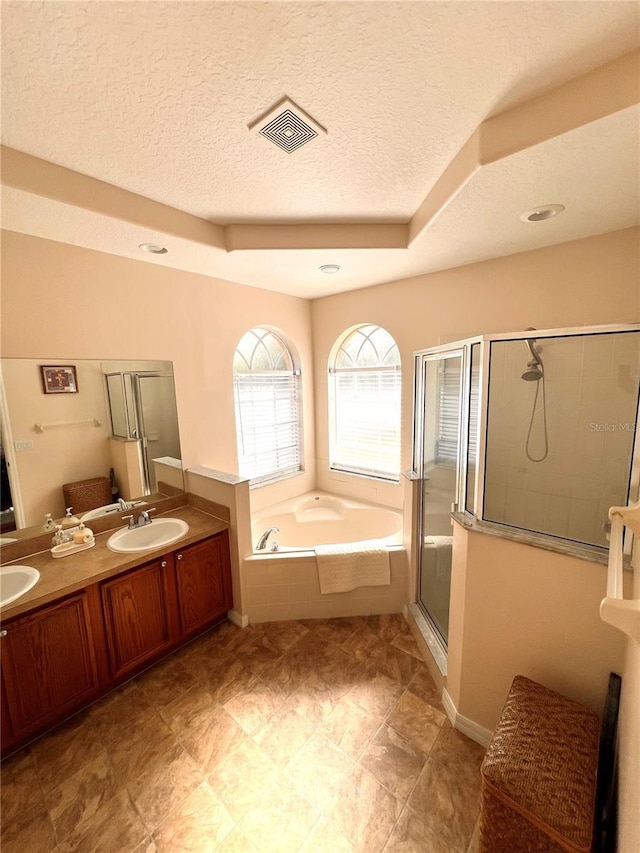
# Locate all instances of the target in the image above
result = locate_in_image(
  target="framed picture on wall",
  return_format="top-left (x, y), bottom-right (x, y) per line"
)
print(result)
top-left (40, 365), bottom-right (79, 394)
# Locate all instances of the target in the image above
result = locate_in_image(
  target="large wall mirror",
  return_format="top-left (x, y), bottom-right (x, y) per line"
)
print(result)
top-left (0, 359), bottom-right (184, 539)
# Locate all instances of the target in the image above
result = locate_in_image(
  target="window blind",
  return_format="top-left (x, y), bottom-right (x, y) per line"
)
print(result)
top-left (234, 371), bottom-right (302, 484)
top-left (435, 361), bottom-right (461, 462)
top-left (331, 367), bottom-right (401, 480)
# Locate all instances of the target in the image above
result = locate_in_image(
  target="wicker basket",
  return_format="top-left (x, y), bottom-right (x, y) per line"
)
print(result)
top-left (479, 675), bottom-right (599, 853)
top-left (62, 476), bottom-right (112, 514)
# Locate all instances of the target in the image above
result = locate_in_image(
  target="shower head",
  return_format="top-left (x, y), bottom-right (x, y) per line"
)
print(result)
top-left (525, 338), bottom-right (542, 365)
top-left (521, 362), bottom-right (543, 381)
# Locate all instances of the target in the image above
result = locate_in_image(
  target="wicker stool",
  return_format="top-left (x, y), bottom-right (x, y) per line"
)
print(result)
top-left (479, 676), bottom-right (599, 853)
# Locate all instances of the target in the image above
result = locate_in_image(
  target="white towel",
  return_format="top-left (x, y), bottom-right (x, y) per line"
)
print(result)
top-left (423, 535), bottom-right (453, 582)
top-left (315, 540), bottom-right (391, 594)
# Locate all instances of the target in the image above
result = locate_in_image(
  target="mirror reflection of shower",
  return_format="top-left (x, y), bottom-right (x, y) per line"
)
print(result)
top-left (522, 330), bottom-right (549, 462)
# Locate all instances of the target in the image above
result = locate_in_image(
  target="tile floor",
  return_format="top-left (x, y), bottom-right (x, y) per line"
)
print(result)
top-left (1, 614), bottom-right (485, 853)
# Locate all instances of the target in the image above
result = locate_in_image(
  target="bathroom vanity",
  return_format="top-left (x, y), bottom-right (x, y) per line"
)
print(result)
top-left (0, 505), bottom-right (232, 755)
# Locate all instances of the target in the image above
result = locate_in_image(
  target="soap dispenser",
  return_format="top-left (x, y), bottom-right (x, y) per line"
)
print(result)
top-left (52, 524), bottom-right (65, 546)
top-left (61, 507), bottom-right (80, 529)
top-left (43, 513), bottom-right (56, 532)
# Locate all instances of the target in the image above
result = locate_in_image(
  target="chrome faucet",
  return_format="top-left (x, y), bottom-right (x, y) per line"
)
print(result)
top-left (256, 526), bottom-right (279, 550)
top-left (118, 497), bottom-right (128, 511)
top-left (123, 508), bottom-right (156, 529)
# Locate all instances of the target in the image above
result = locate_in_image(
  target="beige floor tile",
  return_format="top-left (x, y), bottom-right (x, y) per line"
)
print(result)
top-left (159, 681), bottom-right (218, 733)
top-left (390, 631), bottom-right (425, 662)
top-left (286, 732), bottom-right (354, 811)
top-left (407, 759), bottom-right (480, 852)
top-left (208, 738), bottom-right (279, 820)
top-left (132, 839), bottom-right (159, 853)
top-left (30, 714), bottom-right (105, 793)
top-left (320, 695), bottom-right (384, 760)
top-left (314, 648), bottom-right (371, 699)
top-left (359, 724), bottom-right (426, 802)
top-left (299, 817), bottom-right (354, 852)
top-left (405, 668), bottom-right (446, 714)
top-left (299, 616), bottom-right (361, 645)
top-left (136, 656), bottom-right (200, 709)
top-left (251, 619), bottom-right (309, 653)
top-left (0, 800), bottom-right (56, 853)
top-left (89, 686), bottom-right (172, 753)
top-left (152, 781), bottom-right (234, 852)
top-left (364, 613), bottom-right (409, 643)
top-left (55, 788), bottom-right (147, 853)
top-left (109, 724), bottom-right (181, 787)
top-left (252, 706), bottom-right (315, 766)
top-left (369, 643), bottom-right (424, 686)
top-left (0, 750), bottom-right (46, 824)
top-left (223, 674), bottom-right (284, 734)
top-left (428, 721), bottom-right (485, 793)
top-left (347, 668), bottom-right (405, 718)
top-left (44, 751), bottom-right (122, 843)
top-left (176, 705), bottom-right (247, 774)
top-left (125, 739), bottom-right (204, 833)
top-left (236, 776), bottom-right (319, 853)
top-left (384, 805), bottom-right (458, 852)
top-left (387, 691), bottom-right (446, 755)
top-left (215, 825), bottom-right (260, 851)
top-left (326, 765), bottom-right (402, 853)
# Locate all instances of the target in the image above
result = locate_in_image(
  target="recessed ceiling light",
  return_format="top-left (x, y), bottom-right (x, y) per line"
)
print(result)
top-left (319, 264), bottom-right (341, 274)
top-left (139, 243), bottom-right (168, 254)
top-left (520, 204), bottom-right (565, 223)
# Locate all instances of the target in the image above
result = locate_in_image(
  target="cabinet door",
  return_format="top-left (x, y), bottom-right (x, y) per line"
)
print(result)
top-left (0, 594), bottom-right (100, 738)
top-left (101, 558), bottom-right (174, 679)
top-left (175, 533), bottom-right (232, 636)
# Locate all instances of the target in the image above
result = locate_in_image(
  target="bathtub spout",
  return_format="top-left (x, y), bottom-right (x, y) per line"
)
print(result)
top-left (256, 526), bottom-right (279, 550)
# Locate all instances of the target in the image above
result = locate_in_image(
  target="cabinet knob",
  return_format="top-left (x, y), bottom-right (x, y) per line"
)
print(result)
top-left (176, 554), bottom-right (183, 561)
top-left (0, 629), bottom-right (7, 638)
top-left (161, 561), bottom-right (167, 568)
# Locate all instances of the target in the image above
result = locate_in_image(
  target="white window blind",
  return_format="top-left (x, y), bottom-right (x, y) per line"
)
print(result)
top-left (330, 325), bottom-right (401, 481)
top-left (435, 360), bottom-right (462, 463)
top-left (233, 329), bottom-right (302, 485)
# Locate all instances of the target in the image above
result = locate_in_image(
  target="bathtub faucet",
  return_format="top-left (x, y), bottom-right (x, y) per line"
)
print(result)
top-left (256, 526), bottom-right (279, 550)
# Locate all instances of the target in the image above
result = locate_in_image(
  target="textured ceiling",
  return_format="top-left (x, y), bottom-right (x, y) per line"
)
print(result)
top-left (1, 1), bottom-right (639, 297)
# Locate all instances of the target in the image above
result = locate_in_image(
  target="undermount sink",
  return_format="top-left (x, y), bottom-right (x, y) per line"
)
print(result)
top-left (106, 518), bottom-right (189, 553)
top-left (1, 565), bottom-right (40, 607)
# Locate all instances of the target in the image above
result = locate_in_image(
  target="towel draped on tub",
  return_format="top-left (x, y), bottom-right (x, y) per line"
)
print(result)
top-left (315, 540), bottom-right (391, 594)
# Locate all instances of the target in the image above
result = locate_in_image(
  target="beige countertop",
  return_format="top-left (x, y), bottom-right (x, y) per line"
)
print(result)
top-left (0, 505), bottom-right (229, 621)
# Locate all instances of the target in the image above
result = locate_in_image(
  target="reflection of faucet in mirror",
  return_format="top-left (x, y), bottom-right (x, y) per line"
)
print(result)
top-left (0, 358), bottom-right (185, 539)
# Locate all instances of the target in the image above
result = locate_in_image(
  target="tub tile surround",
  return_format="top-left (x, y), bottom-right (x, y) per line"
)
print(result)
top-left (243, 548), bottom-right (409, 623)
top-left (0, 615), bottom-right (484, 853)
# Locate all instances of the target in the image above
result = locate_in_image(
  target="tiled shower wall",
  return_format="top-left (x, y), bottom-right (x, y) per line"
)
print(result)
top-left (483, 331), bottom-right (639, 547)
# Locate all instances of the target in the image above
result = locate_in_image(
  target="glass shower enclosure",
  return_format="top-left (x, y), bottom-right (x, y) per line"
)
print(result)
top-left (412, 323), bottom-right (640, 655)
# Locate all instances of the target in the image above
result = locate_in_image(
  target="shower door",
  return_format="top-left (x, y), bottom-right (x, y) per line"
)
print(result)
top-left (414, 348), bottom-right (466, 647)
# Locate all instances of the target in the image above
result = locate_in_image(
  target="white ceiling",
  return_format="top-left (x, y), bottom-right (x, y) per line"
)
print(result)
top-left (1, 1), bottom-right (639, 298)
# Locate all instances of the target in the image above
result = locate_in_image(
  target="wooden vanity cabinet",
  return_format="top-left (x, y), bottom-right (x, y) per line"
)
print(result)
top-left (0, 529), bottom-right (233, 754)
top-left (0, 592), bottom-right (101, 746)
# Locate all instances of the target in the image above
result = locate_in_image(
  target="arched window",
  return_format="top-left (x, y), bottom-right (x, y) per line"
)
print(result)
top-left (329, 324), bottom-right (401, 481)
top-left (233, 327), bottom-right (303, 485)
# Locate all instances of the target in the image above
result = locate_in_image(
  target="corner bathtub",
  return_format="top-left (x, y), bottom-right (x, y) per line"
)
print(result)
top-left (251, 492), bottom-right (403, 552)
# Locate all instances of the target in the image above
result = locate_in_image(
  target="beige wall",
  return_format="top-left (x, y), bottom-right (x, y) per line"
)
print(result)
top-left (0, 230), bottom-right (316, 511)
top-left (447, 523), bottom-right (629, 732)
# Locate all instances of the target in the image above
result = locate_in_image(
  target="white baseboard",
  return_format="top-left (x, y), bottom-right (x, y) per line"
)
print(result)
top-left (442, 688), bottom-right (493, 748)
top-left (228, 609), bottom-right (249, 628)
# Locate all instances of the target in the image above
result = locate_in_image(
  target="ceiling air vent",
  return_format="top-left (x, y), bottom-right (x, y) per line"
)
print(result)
top-left (249, 97), bottom-right (327, 154)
